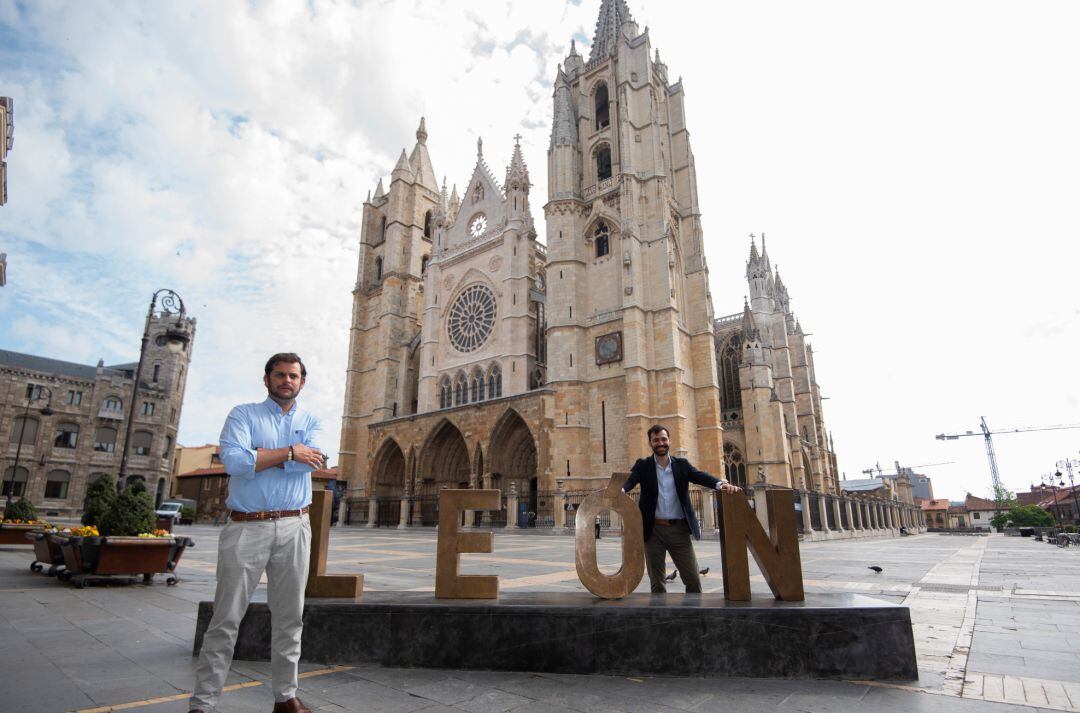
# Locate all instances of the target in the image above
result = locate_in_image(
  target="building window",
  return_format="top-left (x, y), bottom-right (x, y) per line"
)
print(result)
top-left (8, 416), bottom-right (38, 445)
top-left (454, 373), bottom-right (468, 406)
top-left (424, 210), bottom-right (433, 239)
top-left (152, 364), bottom-right (161, 383)
top-left (723, 443), bottom-right (747, 490)
top-left (973, 512), bottom-right (980, 520)
top-left (53, 422), bottom-right (79, 449)
top-left (421, 255), bottom-right (429, 274)
top-left (380, 215), bottom-right (387, 242)
top-left (1, 467), bottom-right (28, 497)
top-left (44, 470), bottom-right (70, 499)
top-left (177, 367), bottom-right (183, 392)
top-left (594, 222), bottom-right (610, 258)
top-left (439, 377), bottom-right (451, 409)
top-left (141, 401), bottom-right (155, 416)
top-left (595, 82), bottom-right (610, 130)
top-left (66, 390), bottom-right (83, 405)
top-left (103, 396), bottom-right (122, 412)
top-left (132, 431), bottom-right (153, 456)
top-left (596, 145), bottom-right (612, 182)
top-left (375, 257), bottom-right (383, 283)
top-left (94, 426), bottom-right (118, 453)
top-left (719, 338), bottom-right (742, 411)
top-left (163, 435), bottom-right (173, 460)
top-left (488, 365), bottom-right (502, 399)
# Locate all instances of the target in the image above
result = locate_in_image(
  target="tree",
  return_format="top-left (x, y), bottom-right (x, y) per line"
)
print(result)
top-left (990, 504), bottom-right (1053, 529)
top-left (82, 474), bottom-right (118, 526)
top-left (7, 498), bottom-right (37, 521)
top-left (99, 486), bottom-right (156, 536)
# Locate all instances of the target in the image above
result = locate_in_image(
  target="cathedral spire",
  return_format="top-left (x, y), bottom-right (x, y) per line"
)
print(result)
top-left (505, 134), bottom-right (530, 189)
top-left (391, 148), bottom-right (413, 183)
top-left (408, 118), bottom-right (438, 192)
top-left (373, 178), bottom-right (386, 200)
top-left (448, 183), bottom-right (460, 224)
top-left (550, 67), bottom-right (578, 149)
top-left (415, 116), bottom-right (428, 145)
top-left (589, 0), bottom-right (636, 61)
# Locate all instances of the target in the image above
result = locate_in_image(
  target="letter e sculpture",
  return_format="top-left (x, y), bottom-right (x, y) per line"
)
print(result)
top-left (435, 489), bottom-right (501, 599)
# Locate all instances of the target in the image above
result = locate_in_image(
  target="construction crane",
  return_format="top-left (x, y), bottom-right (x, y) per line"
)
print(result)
top-left (935, 417), bottom-right (1080, 505)
top-left (860, 461), bottom-right (953, 477)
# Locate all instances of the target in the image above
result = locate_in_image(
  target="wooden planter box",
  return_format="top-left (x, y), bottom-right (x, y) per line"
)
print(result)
top-left (28, 532), bottom-right (66, 576)
top-left (0, 523), bottom-right (45, 546)
top-left (56, 535), bottom-right (194, 589)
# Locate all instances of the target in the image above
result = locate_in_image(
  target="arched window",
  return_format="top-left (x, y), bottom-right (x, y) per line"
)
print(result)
top-left (94, 427), bottom-right (117, 454)
top-left (594, 221), bottom-right (610, 258)
top-left (1, 467), bottom-right (28, 497)
top-left (132, 430), bottom-right (153, 456)
top-left (454, 373), bottom-right (468, 405)
top-left (8, 416), bottom-right (38, 445)
top-left (421, 255), bottom-right (429, 274)
top-left (163, 435), bottom-right (173, 460)
top-left (595, 82), bottom-right (610, 130)
top-left (53, 422), bottom-right (79, 449)
top-left (103, 396), bottom-right (122, 412)
top-left (477, 369), bottom-right (486, 401)
top-left (380, 215), bottom-right (387, 242)
top-left (723, 443), bottom-right (747, 490)
top-left (596, 145), bottom-right (612, 182)
top-left (439, 377), bottom-right (452, 409)
top-left (488, 365), bottom-right (502, 399)
top-left (470, 375), bottom-right (479, 403)
top-left (719, 338), bottom-right (742, 411)
top-left (424, 210), bottom-right (433, 239)
top-left (374, 257), bottom-right (383, 283)
top-left (44, 469), bottom-right (71, 499)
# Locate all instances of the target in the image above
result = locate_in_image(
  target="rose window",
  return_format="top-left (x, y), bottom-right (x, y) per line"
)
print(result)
top-left (448, 284), bottom-right (497, 352)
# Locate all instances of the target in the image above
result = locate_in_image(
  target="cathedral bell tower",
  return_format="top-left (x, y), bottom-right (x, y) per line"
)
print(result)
top-left (544, 0), bottom-right (723, 481)
top-left (340, 119), bottom-right (438, 490)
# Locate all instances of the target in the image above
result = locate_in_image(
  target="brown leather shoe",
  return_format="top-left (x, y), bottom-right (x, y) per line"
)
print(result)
top-left (188, 710), bottom-right (206, 713)
top-left (272, 698), bottom-right (312, 713)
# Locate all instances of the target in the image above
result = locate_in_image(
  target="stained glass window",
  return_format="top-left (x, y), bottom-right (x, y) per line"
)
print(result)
top-left (448, 284), bottom-right (497, 352)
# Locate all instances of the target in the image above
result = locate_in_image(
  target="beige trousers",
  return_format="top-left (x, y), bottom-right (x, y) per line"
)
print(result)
top-left (190, 515), bottom-right (311, 711)
top-left (645, 521), bottom-right (702, 593)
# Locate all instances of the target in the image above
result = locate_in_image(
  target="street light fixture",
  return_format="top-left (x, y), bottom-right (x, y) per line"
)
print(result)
top-left (4, 385), bottom-right (54, 518)
top-left (1039, 474), bottom-right (1062, 526)
top-left (1055, 458), bottom-right (1080, 526)
top-left (117, 289), bottom-right (188, 488)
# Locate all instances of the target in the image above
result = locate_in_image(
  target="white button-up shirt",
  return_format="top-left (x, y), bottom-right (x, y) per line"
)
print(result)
top-left (654, 457), bottom-right (685, 520)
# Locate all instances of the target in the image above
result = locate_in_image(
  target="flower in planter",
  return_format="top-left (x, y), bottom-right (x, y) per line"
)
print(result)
top-left (137, 529), bottom-right (172, 538)
top-left (70, 525), bottom-right (99, 537)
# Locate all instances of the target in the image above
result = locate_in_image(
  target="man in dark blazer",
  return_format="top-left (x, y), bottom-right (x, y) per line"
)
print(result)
top-left (623, 424), bottom-right (742, 593)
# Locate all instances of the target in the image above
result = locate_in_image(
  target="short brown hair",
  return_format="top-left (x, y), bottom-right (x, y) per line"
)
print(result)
top-left (647, 424), bottom-right (669, 440)
top-left (265, 353), bottom-right (307, 378)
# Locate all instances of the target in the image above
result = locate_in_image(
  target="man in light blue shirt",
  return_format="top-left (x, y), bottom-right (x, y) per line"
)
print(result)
top-left (190, 353), bottom-right (324, 713)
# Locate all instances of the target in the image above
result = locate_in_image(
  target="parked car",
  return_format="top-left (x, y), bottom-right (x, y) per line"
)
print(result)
top-left (155, 498), bottom-right (196, 524)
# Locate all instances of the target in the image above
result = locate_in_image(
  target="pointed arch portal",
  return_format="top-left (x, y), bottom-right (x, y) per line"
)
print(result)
top-left (488, 409), bottom-right (538, 523)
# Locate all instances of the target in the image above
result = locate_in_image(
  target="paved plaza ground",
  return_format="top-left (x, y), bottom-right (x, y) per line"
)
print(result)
top-left (1, 527), bottom-right (1078, 713)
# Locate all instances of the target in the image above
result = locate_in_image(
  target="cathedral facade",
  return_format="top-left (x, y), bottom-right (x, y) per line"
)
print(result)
top-left (338, 0), bottom-right (838, 525)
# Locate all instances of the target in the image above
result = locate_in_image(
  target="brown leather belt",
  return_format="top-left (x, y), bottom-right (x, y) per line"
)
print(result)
top-left (654, 517), bottom-right (685, 526)
top-left (230, 506), bottom-right (309, 522)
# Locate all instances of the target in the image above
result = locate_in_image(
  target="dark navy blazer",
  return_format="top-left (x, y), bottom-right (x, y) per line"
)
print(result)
top-left (622, 456), bottom-right (722, 541)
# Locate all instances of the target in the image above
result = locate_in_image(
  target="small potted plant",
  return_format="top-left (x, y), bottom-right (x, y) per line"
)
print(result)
top-left (56, 479), bottom-right (194, 588)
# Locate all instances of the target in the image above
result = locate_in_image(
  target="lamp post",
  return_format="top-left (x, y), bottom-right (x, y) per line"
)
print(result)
top-left (4, 385), bottom-right (54, 518)
top-left (1039, 474), bottom-right (1062, 526)
top-left (117, 289), bottom-right (189, 488)
top-left (1055, 459), bottom-right (1080, 526)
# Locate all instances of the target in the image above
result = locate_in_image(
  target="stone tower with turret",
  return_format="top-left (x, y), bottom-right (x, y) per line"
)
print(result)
top-left (544, 0), bottom-right (724, 479)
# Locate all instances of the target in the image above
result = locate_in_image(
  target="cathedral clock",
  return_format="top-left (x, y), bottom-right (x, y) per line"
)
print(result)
top-left (595, 331), bottom-right (622, 365)
top-left (448, 284), bottom-right (497, 352)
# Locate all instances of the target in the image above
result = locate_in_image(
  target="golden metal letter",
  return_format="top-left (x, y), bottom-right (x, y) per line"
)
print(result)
top-left (718, 489), bottom-right (804, 601)
top-left (435, 489), bottom-right (500, 599)
top-left (575, 474), bottom-right (645, 599)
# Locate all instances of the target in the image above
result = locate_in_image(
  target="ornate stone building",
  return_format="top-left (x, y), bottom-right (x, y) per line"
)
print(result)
top-left (339, 0), bottom-right (726, 524)
top-left (0, 311), bottom-right (195, 517)
top-left (713, 237), bottom-right (840, 495)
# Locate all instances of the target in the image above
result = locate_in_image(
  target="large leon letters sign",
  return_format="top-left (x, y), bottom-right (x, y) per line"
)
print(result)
top-left (428, 479), bottom-right (805, 602)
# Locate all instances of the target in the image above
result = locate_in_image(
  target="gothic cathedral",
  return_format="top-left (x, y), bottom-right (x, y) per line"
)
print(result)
top-left (338, 0), bottom-right (840, 527)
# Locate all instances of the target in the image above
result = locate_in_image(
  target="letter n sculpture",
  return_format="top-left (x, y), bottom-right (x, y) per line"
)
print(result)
top-left (718, 490), bottom-right (804, 601)
top-left (575, 474), bottom-right (644, 598)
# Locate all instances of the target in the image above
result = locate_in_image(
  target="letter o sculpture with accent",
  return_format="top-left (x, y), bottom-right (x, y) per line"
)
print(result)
top-left (575, 474), bottom-right (645, 599)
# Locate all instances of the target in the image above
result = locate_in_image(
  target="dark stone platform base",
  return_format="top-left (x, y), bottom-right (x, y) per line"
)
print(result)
top-left (194, 592), bottom-right (918, 680)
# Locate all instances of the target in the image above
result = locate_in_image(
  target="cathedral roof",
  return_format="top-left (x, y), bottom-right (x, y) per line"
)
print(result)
top-left (408, 117), bottom-right (439, 192)
top-left (589, 0), bottom-right (635, 61)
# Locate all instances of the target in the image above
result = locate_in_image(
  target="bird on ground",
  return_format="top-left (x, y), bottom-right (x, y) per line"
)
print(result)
top-left (699, 567), bottom-right (710, 576)
top-left (665, 570), bottom-right (678, 581)
top-left (868, 566), bottom-right (883, 573)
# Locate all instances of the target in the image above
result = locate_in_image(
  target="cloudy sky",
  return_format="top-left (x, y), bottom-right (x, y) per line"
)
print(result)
top-left (2, 0), bottom-right (1079, 502)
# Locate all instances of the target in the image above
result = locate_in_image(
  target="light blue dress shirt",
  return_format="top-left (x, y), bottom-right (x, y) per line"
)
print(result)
top-left (219, 397), bottom-right (322, 513)
top-left (654, 457), bottom-right (686, 520)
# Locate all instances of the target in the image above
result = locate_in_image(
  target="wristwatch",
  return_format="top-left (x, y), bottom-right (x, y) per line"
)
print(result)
top-left (288, 446), bottom-right (295, 462)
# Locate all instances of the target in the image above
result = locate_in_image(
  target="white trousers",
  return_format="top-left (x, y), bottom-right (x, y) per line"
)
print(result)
top-left (190, 515), bottom-right (311, 711)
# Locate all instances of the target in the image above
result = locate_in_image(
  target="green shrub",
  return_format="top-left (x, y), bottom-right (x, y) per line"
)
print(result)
top-left (7, 498), bottom-right (37, 521)
top-left (126, 478), bottom-right (147, 495)
top-left (1066, 525), bottom-right (1078, 534)
top-left (82, 474), bottom-right (118, 526)
top-left (99, 486), bottom-right (155, 536)
top-left (180, 507), bottom-right (195, 520)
